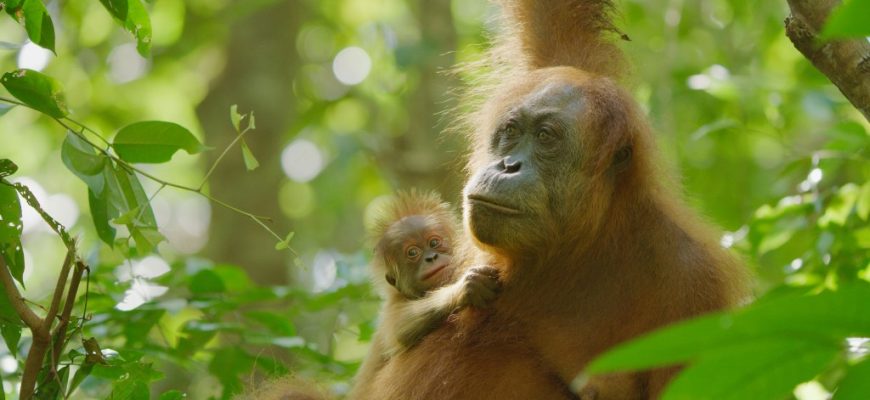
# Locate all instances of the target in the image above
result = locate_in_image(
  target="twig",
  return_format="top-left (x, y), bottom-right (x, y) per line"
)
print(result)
top-left (785, 0), bottom-right (870, 120)
top-left (48, 261), bottom-right (87, 389)
top-left (0, 96), bottom-right (294, 253)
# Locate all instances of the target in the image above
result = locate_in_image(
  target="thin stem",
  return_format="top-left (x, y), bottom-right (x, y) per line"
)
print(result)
top-left (1, 96), bottom-right (295, 252)
top-left (199, 126), bottom-right (252, 190)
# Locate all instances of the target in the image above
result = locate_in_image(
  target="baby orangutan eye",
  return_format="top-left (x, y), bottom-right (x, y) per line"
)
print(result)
top-left (428, 237), bottom-right (441, 248)
top-left (406, 246), bottom-right (421, 259)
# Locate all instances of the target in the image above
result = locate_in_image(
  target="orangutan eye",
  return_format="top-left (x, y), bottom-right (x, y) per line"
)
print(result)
top-left (406, 246), bottom-right (421, 259)
top-left (428, 237), bottom-right (441, 248)
top-left (536, 126), bottom-right (556, 143)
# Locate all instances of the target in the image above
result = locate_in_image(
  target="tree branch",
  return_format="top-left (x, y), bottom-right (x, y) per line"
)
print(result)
top-left (785, 0), bottom-right (870, 121)
top-left (0, 256), bottom-right (43, 330)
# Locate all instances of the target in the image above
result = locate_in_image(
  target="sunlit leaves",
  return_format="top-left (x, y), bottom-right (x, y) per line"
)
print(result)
top-left (98, 0), bottom-right (152, 56)
top-left (822, 0), bottom-right (870, 38)
top-left (586, 284), bottom-right (870, 399)
top-left (1, 69), bottom-right (67, 118)
top-left (0, 182), bottom-right (24, 285)
top-left (3, 0), bottom-right (55, 52)
top-left (20, 0), bottom-right (54, 51)
top-left (113, 121), bottom-right (204, 164)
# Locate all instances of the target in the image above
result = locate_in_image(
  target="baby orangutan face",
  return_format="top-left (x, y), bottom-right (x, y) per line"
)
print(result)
top-left (378, 215), bottom-right (454, 299)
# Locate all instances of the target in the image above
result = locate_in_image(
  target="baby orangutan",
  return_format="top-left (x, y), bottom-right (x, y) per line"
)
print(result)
top-left (348, 191), bottom-right (501, 396)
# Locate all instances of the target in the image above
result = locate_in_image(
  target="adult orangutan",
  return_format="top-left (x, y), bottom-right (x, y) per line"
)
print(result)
top-left (350, 0), bottom-right (749, 399)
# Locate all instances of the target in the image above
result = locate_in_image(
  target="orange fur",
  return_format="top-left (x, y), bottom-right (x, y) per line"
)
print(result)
top-left (352, 1), bottom-right (749, 399)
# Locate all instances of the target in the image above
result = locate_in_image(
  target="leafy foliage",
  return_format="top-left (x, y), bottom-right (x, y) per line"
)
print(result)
top-left (0, 0), bottom-right (867, 399)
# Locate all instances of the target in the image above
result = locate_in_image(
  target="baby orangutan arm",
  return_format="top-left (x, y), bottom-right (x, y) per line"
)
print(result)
top-left (382, 265), bottom-right (501, 356)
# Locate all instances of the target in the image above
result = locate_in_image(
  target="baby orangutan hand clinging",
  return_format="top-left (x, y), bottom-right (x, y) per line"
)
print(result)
top-left (348, 191), bottom-right (501, 398)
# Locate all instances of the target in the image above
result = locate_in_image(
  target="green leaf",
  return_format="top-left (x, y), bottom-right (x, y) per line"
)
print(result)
top-left (835, 356), bottom-right (870, 399)
top-left (113, 121), bottom-right (204, 164)
top-left (98, 0), bottom-right (128, 20)
top-left (1, 69), bottom-right (68, 118)
top-left (0, 159), bottom-right (18, 177)
top-left (274, 231), bottom-right (294, 250)
top-left (586, 284), bottom-right (870, 374)
top-left (857, 182), bottom-right (870, 221)
top-left (61, 132), bottom-right (107, 195)
top-left (67, 362), bottom-right (94, 398)
top-left (246, 311), bottom-right (296, 336)
top-left (88, 186), bottom-right (117, 246)
top-left (208, 347), bottom-right (254, 397)
top-left (112, 206), bottom-right (141, 225)
top-left (248, 111), bottom-right (255, 130)
top-left (240, 140), bottom-right (259, 171)
top-left (661, 339), bottom-right (840, 400)
top-left (98, 0), bottom-right (152, 56)
top-left (20, 0), bottom-right (54, 52)
top-left (190, 269), bottom-right (225, 294)
top-left (230, 104), bottom-right (241, 131)
top-left (0, 183), bottom-right (24, 285)
top-left (1, 323), bottom-right (21, 353)
top-left (106, 162), bottom-right (156, 228)
top-left (2, 0), bottom-right (23, 16)
top-left (822, 0), bottom-right (870, 39)
top-left (130, 226), bottom-right (162, 255)
top-left (158, 390), bottom-right (186, 400)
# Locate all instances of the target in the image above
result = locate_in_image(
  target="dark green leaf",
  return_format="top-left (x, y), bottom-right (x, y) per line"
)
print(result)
top-left (822, 0), bottom-right (870, 38)
top-left (61, 132), bottom-right (107, 195)
top-left (208, 347), bottom-right (254, 397)
top-left (98, 0), bottom-right (128, 20)
top-left (113, 121), bottom-right (204, 163)
top-left (1, 323), bottom-right (21, 352)
top-left (88, 186), bottom-right (117, 246)
top-left (20, 0), bottom-right (54, 52)
top-left (587, 284), bottom-right (870, 373)
top-left (98, 0), bottom-right (152, 56)
top-left (0, 159), bottom-right (17, 177)
top-left (246, 311), bottom-right (296, 336)
top-left (0, 183), bottom-right (24, 285)
top-left (35, 365), bottom-right (69, 400)
top-left (2, 0), bottom-right (23, 15)
top-left (67, 362), bottom-right (94, 397)
top-left (835, 356), bottom-right (870, 399)
top-left (0, 69), bottom-right (67, 118)
top-left (661, 339), bottom-right (840, 400)
top-left (190, 269), bottom-right (225, 294)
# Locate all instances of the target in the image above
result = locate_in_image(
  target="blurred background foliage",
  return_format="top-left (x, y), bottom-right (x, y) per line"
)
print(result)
top-left (0, 0), bottom-right (867, 398)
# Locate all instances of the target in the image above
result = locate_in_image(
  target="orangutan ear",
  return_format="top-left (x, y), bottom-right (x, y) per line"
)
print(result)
top-left (385, 274), bottom-right (397, 287)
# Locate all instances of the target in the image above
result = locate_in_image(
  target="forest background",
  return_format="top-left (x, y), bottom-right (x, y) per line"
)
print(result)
top-left (0, 0), bottom-right (868, 399)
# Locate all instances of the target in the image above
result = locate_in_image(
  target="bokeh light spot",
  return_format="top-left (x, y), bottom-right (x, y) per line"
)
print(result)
top-left (281, 139), bottom-right (325, 183)
top-left (332, 46), bottom-right (371, 85)
top-left (17, 41), bottom-right (52, 71)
